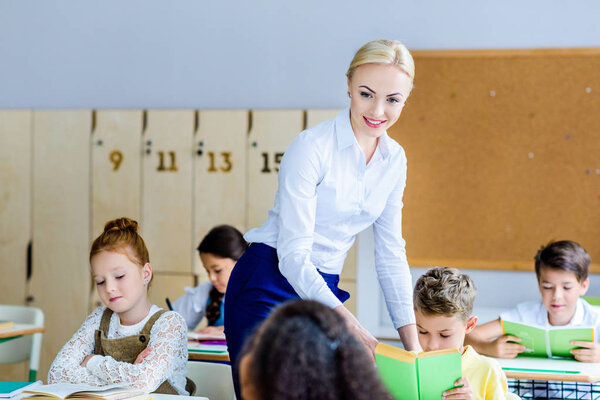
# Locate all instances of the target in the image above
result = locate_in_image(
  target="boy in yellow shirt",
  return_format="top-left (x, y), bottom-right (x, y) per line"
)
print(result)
top-left (413, 267), bottom-right (512, 400)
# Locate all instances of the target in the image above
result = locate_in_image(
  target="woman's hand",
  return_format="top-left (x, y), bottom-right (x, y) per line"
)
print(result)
top-left (570, 341), bottom-right (600, 362)
top-left (334, 305), bottom-right (378, 358)
top-left (397, 324), bottom-right (421, 352)
top-left (80, 354), bottom-right (95, 367)
top-left (443, 377), bottom-right (475, 400)
top-left (197, 325), bottom-right (225, 335)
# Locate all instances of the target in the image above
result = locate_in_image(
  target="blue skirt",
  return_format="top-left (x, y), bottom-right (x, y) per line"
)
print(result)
top-left (223, 242), bottom-right (349, 398)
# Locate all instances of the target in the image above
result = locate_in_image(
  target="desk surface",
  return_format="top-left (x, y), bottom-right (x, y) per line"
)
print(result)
top-left (188, 349), bottom-right (230, 363)
top-left (0, 323), bottom-right (45, 340)
top-left (14, 393), bottom-right (207, 400)
top-left (497, 356), bottom-right (600, 383)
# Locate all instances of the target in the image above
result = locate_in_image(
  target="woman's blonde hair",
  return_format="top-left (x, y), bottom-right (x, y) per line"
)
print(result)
top-left (90, 217), bottom-right (153, 287)
top-left (346, 39), bottom-right (415, 83)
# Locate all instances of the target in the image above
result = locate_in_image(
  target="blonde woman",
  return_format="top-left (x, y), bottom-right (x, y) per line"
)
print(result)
top-left (225, 39), bottom-right (419, 398)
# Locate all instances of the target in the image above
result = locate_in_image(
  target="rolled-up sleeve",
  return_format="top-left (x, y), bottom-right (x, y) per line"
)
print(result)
top-left (372, 153), bottom-right (414, 328)
top-left (276, 135), bottom-right (342, 309)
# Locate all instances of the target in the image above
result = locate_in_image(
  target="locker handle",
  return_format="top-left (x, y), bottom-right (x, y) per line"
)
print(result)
top-left (26, 240), bottom-right (32, 280)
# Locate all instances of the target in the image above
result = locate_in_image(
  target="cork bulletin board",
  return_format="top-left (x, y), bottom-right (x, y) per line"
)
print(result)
top-left (389, 49), bottom-right (600, 272)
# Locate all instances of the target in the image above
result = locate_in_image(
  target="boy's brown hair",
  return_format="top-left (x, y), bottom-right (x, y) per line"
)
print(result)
top-left (413, 267), bottom-right (476, 322)
top-left (534, 240), bottom-right (590, 283)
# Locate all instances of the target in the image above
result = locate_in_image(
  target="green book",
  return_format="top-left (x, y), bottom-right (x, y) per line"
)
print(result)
top-left (375, 343), bottom-right (462, 400)
top-left (501, 320), bottom-right (594, 358)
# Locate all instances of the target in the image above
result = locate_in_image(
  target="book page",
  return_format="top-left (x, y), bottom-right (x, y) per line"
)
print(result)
top-left (23, 384), bottom-right (126, 399)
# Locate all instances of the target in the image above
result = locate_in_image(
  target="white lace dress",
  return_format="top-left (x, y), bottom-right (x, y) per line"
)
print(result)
top-left (48, 305), bottom-right (188, 395)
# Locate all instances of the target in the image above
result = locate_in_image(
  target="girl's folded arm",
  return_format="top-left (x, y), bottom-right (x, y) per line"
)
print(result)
top-left (47, 307), bottom-right (106, 385)
top-left (86, 312), bottom-right (187, 392)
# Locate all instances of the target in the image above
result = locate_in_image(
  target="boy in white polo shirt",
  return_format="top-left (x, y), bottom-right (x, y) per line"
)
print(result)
top-left (466, 240), bottom-right (600, 362)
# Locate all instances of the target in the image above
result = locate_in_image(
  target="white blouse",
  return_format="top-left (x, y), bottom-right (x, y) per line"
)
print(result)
top-left (48, 305), bottom-right (188, 394)
top-left (245, 108), bottom-right (414, 328)
top-left (172, 281), bottom-right (213, 329)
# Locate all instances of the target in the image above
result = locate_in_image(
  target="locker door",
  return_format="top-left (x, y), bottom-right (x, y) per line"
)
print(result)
top-left (0, 111), bottom-right (31, 305)
top-left (141, 110), bottom-right (194, 274)
top-left (246, 110), bottom-right (304, 230)
top-left (0, 111), bottom-right (32, 380)
top-left (30, 110), bottom-right (91, 381)
top-left (194, 110), bottom-right (248, 277)
top-left (92, 110), bottom-right (142, 235)
top-left (90, 110), bottom-right (143, 310)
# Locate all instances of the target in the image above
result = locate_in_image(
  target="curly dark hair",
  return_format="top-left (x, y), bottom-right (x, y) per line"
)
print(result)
top-left (241, 300), bottom-right (393, 400)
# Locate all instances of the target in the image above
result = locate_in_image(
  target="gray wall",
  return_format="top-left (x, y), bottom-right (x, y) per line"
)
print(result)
top-left (1, 0), bottom-right (599, 108)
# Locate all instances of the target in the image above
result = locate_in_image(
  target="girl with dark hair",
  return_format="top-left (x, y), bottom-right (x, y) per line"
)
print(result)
top-left (239, 300), bottom-right (393, 400)
top-left (173, 224), bottom-right (247, 333)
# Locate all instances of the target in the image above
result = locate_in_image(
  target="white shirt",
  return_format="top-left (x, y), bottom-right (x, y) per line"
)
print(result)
top-left (245, 108), bottom-right (414, 328)
top-left (500, 299), bottom-right (600, 341)
top-left (172, 280), bottom-right (213, 329)
top-left (48, 305), bottom-right (188, 394)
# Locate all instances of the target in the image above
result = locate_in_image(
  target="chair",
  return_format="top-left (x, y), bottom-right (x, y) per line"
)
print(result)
top-left (0, 304), bottom-right (44, 381)
top-left (187, 360), bottom-right (236, 400)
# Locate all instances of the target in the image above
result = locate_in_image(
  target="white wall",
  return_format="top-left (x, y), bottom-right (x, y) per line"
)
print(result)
top-left (357, 228), bottom-right (600, 338)
top-left (0, 0), bottom-right (599, 108)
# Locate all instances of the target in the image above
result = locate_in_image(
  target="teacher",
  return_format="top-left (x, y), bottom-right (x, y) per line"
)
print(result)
top-left (225, 39), bottom-right (419, 396)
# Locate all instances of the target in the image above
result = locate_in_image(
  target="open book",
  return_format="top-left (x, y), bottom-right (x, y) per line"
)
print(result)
top-left (375, 343), bottom-right (462, 400)
top-left (22, 384), bottom-right (146, 400)
top-left (501, 320), bottom-right (594, 358)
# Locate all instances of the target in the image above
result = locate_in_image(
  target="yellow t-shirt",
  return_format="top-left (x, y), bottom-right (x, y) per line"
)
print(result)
top-left (462, 345), bottom-right (509, 400)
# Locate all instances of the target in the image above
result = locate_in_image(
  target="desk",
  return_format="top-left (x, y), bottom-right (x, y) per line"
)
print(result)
top-left (497, 356), bottom-right (600, 383)
top-left (188, 349), bottom-right (230, 363)
top-left (13, 394), bottom-right (207, 400)
top-left (0, 323), bottom-right (45, 343)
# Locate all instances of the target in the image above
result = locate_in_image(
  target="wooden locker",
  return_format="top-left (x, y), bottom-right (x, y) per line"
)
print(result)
top-left (0, 110), bottom-right (32, 380)
top-left (30, 110), bottom-right (91, 381)
top-left (194, 110), bottom-right (248, 277)
top-left (0, 111), bottom-right (32, 305)
top-left (90, 110), bottom-right (143, 311)
top-left (92, 110), bottom-right (143, 235)
top-left (149, 273), bottom-right (195, 316)
top-left (142, 111), bottom-right (194, 274)
top-left (246, 110), bottom-right (304, 230)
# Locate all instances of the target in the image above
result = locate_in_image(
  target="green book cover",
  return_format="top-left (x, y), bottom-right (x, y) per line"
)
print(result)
top-left (502, 320), bottom-right (594, 358)
top-left (375, 343), bottom-right (461, 400)
top-left (549, 327), bottom-right (594, 357)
